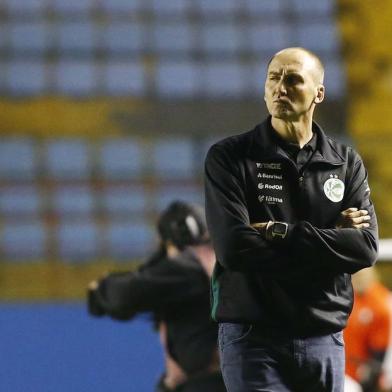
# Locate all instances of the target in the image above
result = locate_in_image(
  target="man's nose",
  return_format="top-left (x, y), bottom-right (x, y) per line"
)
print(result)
top-left (276, 79), bottom-right (287, 95)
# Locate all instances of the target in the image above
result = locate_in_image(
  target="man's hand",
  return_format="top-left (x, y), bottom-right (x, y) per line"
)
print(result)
top-left (87, 279), bottom-right (105, 317)
top-left (336, 208), bottom-right (370, 229)
top-left (252, 222), bottom-right (269, 238)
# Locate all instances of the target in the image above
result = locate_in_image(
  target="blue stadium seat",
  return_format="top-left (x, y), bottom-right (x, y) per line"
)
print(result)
top-left (243, 0), bottom-right (284, 16)
top-left (6, 60), bottom-right (46, 96)
top-left (324, 59), bottom-right (346, 99)
top-left (156, 60), bottom-right (200, 98)
top-left (249, 59), bottom-right (269, 96)
top-left (296, 21), bottom-right (340, 53)
top-left (99, 138), bottom-right (143, 180)
top-left (195, 0), bottom-right (240, 15)
top-left (52, 0), bottom-right (94, 15)
top-left (55, 60), bottom-right (96, 96)
top-left (154, 185), bottom-right (204, 213)
top-left (200, 23), bottom-right (243, 55)
top-left (150, 0), bottom-right (190, 16)
top-left (247, 22), bottom-right (291, 54)
top-left (101, 22), bottom-right (144, 54)
top-left (152, 22), bottom-right (194, 53)
top-left (102, 185), bottom-right (148, 217)
top-left (52, 185), bottom-right (94, 217)
top-left (0, 24), bottom-right (6, 52)
top-left (4, 0), bottom-right (46, 15)
top-left (202, 61), bottom-right (248, 97)
top-left (45, 139), bottom-right (91, 180)
top-left (0, 186), bottom-right (41, 217)
top-left (57, 21), bottom-right (95, 54)
top-left (99, 0), bottom-right (141, 14)
top-left (290, 0), bottom-right (335, 16)
top-left (106, 220), bottom-right (155, 259)
top-left (103, 60), bottom-right (146, 96)
top-left (1, 220), bottom-right (46, 260)
top-left (57, 220), bottom-right (100, 261)
top-left (9, 21), bottom-right (49, 54)
top-left (0, 139), bottom-right (37, 180)
top-left (151, 138), bottom-right (194, 179)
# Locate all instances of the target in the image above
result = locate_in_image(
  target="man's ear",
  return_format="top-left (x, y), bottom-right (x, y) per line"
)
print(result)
top-left (314, 85), bottom-right (325, 104)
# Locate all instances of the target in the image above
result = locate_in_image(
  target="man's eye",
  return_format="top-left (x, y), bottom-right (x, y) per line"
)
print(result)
top-left (285, 75), bottom-right (302, 84)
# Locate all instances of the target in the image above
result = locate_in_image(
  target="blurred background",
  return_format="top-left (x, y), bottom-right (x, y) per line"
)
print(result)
top-left (0, 0), bottom-right (391, 391)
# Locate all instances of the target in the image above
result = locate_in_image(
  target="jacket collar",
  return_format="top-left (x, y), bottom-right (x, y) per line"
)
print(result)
top-left (253, 116), bottom-right (345, 165)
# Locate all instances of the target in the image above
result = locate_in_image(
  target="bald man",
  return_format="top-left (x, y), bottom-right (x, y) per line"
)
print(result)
top-left (204, 47), bottom-right (378, 391)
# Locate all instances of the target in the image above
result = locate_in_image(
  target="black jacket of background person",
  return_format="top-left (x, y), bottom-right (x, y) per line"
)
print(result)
top-left (92, 247), bottom-right (217, 376)
top-left (204, 116), bottom-right (379, 337)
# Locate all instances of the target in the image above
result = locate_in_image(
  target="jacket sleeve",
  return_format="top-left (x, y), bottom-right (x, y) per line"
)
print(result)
top-left (95, 256), bottom-right (206, 320)
top-left (287, 154), bottom-right (378, 274)
top-left (205, 144), bottom-right (292, 274)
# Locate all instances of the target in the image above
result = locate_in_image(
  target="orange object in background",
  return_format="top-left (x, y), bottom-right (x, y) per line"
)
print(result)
top-left (344, 268), bottom-right (391, 390)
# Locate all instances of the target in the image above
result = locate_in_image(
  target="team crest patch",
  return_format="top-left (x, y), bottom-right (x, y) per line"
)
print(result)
top-left (323, 177), bottom-right (345, 202)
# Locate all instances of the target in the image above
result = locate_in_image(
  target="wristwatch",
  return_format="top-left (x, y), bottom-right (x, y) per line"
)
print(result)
top-left (266, 221), bottom-right (288, 241)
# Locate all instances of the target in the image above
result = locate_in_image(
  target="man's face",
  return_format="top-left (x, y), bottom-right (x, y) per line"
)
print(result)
top-left (264, 50), bottom-right (324, 121)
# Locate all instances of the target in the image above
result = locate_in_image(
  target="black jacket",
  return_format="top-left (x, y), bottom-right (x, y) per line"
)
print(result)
top-left (93, 248), bottom-right (218, 375)
top-left (204, 117), bottom-right (378, 336)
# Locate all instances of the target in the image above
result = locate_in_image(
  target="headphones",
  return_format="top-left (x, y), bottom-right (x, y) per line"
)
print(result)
top-left (157, 201), bottom-right (208, 250)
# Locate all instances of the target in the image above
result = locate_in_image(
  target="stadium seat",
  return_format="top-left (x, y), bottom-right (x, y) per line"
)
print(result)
top-left (9, 21), bottom-right (49, 54)
top-left (150, 0), bottom-right (190, 16)
top-left (296, 21), bottom-right (340, 53)
top-left (103, 60), bottom-right (146, 96)
top-left (106, 220), bottom-right (155, 259)
top-left (290, 0), bottom-right (335, 16)
top-left (51, 185), bottom-right (95, 217)
top-left (247, 22), bottom-right (291, 54)
top-left (195, 0), bottom-right (240, 15)
top-left (156, 60), bottom-right (200, 98)
top-left (51, 0), bottom-right (94, 15)
top-left (154, 185), bottom-right (204, 213)
top-left (323, 59), bottom-right (347, 99)
top-left (99, 138), bottom-right (143, 180)
top-left (101, 185), bottom-right (148, 217)
top-left (243, 0), bottom-right (285, 16)
top-left (55, 60), bottom-right (96, 96)
top-left (44, 139), bottom-right (91, 180)
top-left (57, 220), bottom-right (100, 261)
top-left (57, 21), bottom-right (95, 54)
top-left (151, 138), bottom-right (194, 179)
top-left (249, 59), bottom-right (270, 96)
top-left (200, 23), bottom-right (243, 55)
top-left (152, 22), bottom-right (194, 54)
top-left (98, 0), bottom-right (141, 14)
top-left (0, 186), bottom-right (41, 217)
top-left (6, 59), bottom-right (47, 96)
top-left (0, 24), bottom-right (6, 53)
top-left (0, 138), bottom-right (37, 180)
top-left (202, 61), bottom-right (248, 97)
top-left (1, 220), bottom-right (46, 260)
top-left (3, 0), bottom-right (46, 15)
top-left (101, 22), bottom-right (144, 54)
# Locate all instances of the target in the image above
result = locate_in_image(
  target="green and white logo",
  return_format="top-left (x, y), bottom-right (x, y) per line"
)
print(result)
top-left (323, 178), bottom-right (344, 203)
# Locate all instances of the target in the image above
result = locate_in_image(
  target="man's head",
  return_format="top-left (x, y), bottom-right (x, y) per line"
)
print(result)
top-left (264, 47), bottom-right (325, 122)
top-left (157, 200), bottom-right (209, 250)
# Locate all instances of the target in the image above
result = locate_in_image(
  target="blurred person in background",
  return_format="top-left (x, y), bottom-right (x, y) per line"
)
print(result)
top-left (344, 267), bottom-right (392, 392)
top-left (204, 47), bottom-right (378, 391)
top-left (87, 200), bottom-right (226, 392)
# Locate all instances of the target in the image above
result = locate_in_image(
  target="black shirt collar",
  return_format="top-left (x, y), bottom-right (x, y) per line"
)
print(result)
top-left (254, 116), bottom-right (345, 165)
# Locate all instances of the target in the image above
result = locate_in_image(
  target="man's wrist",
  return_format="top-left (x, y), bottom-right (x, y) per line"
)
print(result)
top-left (266, 221), bottom-right (289, 241)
